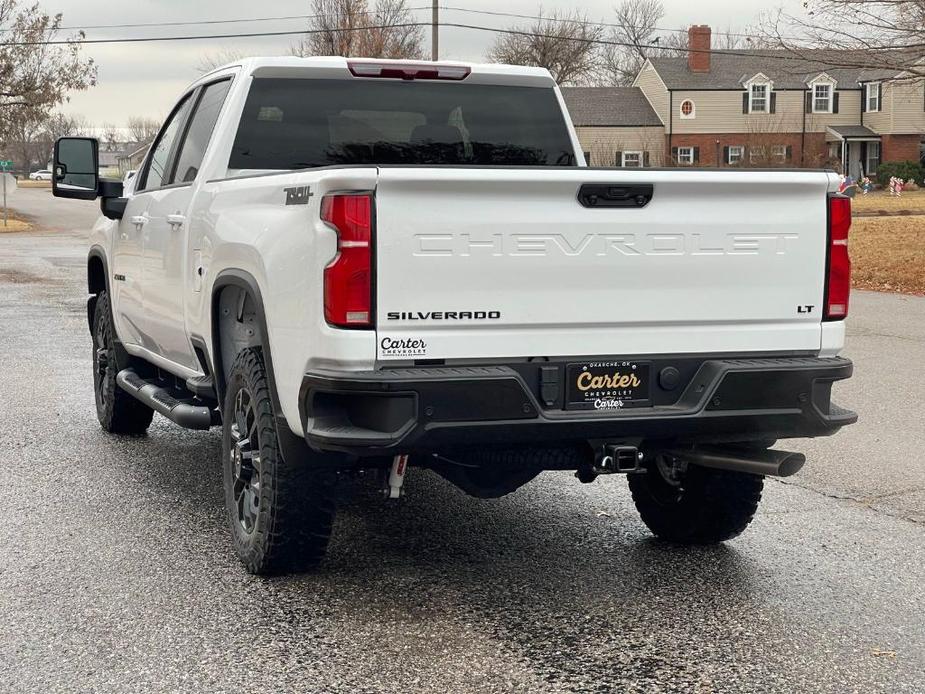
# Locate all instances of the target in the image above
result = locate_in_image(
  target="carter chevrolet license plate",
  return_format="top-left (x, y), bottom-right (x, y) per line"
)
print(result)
top-left (565, 361), bottom-right (651, 411)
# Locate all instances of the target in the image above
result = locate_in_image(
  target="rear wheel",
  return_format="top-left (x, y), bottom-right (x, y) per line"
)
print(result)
top-left (222, 347), bottom-right (335, 575)
top-left (628, 456), bottom-right (764, 544)
top-left (92, 291), bottom-right (154, 434)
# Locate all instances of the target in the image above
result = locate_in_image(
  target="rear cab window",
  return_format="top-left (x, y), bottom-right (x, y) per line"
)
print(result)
top-left (229, 78), bottom-right (578, 171)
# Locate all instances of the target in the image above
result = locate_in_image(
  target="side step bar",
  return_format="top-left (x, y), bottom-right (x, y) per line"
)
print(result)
top-left (117, 369), bottom-right (217, 430)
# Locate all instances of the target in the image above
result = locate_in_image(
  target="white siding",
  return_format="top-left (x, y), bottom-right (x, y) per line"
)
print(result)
top-left (668, 89), bottom-right (862, 134)
top-left (864, 81), bottom-right (925, 134)
top-left (574, 126), bottom-right (666, 166)
top-left (633, 63), bottom-right (668, 125)
top-left (864, 84), bottom-right (891, 132)
top-left (889, 81), bottom-right (925, 134)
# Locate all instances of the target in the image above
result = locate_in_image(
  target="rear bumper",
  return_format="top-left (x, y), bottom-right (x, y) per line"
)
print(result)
top-left (298, 356), bottom-right (856, 456)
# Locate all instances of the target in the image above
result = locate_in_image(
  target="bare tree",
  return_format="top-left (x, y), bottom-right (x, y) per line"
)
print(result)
top-left (292, 0), bottom-right (424, 59)
top-left (487, 8), bottom-right (603, 85)
top-left (5, 114), bottom-right (47, 171)
top-left (126, 116), bottom-right (161, 146)
top-left (42, 112), bottom-right (89, 140)
top-left (762, 1), bottom-right (925, 78)
top-left (99, 122), bottom-right (121, 150)
top-left (599, 0), bottom-right (665, 85)
top-left (0, 0), bottom-right (96, 143)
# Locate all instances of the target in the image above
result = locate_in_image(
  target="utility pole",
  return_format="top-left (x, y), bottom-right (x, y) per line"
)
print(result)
top-left (431, 0), bottom-right (439, 61)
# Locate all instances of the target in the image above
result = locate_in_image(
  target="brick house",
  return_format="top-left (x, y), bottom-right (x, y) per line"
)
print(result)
top-left (567, 25), bottom-right (925, 177)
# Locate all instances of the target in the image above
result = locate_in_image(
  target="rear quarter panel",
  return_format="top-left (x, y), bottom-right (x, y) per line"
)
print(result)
top-left (188, 168), bottom-right (380, 434)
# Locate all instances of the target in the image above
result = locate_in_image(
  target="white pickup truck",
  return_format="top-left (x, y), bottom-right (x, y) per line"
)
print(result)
top-left (53, 57), bottom-right (856, 575)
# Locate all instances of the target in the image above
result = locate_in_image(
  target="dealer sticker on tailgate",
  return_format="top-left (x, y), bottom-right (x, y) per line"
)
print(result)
top-left (566, 361), bottom-right (651, 411)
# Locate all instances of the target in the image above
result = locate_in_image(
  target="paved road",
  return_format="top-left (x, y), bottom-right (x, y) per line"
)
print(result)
top-left (2, 188), bottom-right (923, 693)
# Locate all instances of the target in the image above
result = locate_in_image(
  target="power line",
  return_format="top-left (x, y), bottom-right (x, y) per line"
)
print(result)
top-left (0, 6), bottom-right (432, 32)
top-left (0, 4), bottom-right (810, 46)
top-left (445, 22), bottom-right (923, 56)
top-left (0, 19), bottom-right (917, 58)
top-left (3, 4), bottom-right (785, 44)
top-left (439, 6), bottom-right (812, 44)
top-left (0, 24), bottom-right (423, 46)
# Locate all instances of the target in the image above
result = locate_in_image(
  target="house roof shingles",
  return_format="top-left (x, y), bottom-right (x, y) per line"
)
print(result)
top-left (648, 50), bottom-right (897, 90)
top-left (827, 125), bottom-right (880, 138)
top-left (560, 86), bottom-right (663, 127)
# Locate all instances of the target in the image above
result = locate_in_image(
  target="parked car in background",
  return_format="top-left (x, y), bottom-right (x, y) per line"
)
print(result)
top-left (29, 169), bottom-right (53, 181)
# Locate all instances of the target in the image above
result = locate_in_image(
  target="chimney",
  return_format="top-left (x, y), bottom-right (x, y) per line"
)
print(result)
top-left (688, 25), bottom-right (712, 73)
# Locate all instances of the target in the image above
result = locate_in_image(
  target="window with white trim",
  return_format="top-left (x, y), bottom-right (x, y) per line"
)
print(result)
top-left (679, 99), bottom-right (695, 119)
top-left (727, 145), bottom-right (744, 165)
top-left (676, 146), bottom-right (694, 165)
top-left (771, 145), bottom-right (787, 163)
top-left (750, 83), bottom-right (768, 113)
top-left (750, 146), bottom-right (766, 164)
top-left (866, 82), bottom-right (880, 112)
top-left (813, 83), bottom-right (832, 113)
top-left (622, 151), bottom-right (642, 167)
top-left (866, 141), bottom-right (881, 175)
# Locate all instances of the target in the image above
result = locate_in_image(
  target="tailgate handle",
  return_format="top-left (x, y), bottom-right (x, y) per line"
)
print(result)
top-left (578, 183), bottom-right (653, 208)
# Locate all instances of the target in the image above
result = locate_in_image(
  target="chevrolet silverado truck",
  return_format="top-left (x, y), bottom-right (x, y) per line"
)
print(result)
top-left (52, 57), bottom-right (857, 575)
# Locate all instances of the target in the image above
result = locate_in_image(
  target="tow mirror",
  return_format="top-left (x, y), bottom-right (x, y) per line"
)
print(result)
top-left (53, 137), bottom-right (99, 200)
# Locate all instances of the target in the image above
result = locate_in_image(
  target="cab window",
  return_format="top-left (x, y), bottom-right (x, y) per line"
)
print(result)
top-left (171, 79), bottom-right (232, 184)
top-left (137, 94), bottom-right (193, 192)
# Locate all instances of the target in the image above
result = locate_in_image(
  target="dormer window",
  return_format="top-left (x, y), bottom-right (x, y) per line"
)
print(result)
top-left (750, 84), bottom-right (768, 113)
top-left (743, 74), bottom-right (774, 114)
top-left (814, 84), bottom-right (832, 113)
top-left (807, 74), bottom-right (838, 114)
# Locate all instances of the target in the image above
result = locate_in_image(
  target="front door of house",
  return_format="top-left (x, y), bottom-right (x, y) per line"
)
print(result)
top-left (846, 141), bottom-right (863, 179)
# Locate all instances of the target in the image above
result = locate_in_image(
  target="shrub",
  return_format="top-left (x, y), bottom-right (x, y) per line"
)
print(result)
top-left (877, 160), bottom-right (925, 184)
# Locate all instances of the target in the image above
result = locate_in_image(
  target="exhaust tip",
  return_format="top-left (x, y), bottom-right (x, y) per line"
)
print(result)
top-left (777, 452), bottom-right (806, 477)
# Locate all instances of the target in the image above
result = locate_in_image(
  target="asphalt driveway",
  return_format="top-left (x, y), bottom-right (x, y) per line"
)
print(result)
top-left (1, 188), bottom-right (923, 693)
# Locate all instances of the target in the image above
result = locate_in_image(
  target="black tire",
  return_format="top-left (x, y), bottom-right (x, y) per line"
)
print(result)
top-left (628, 461), bottom-right (764, 544)
top-left (92, 291), bottom-right (154, 434)
top-left (222, 347), bottom-right (335, 575)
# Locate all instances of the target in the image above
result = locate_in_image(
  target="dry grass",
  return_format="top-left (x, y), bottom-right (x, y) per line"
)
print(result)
top-left (851, 189), bottom-right (925, 215)
top-left (15, 179), bottom-right (51, 189)
top-left (0, 210), bottom-right (33, 232)
top-left (851, 216), bottom-right (925, 294)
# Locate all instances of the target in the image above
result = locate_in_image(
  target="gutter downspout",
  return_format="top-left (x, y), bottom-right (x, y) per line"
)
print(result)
top-left (668, 90), bottom-right (673, 165)
top-left (801, 93), bottom-right (806, 166)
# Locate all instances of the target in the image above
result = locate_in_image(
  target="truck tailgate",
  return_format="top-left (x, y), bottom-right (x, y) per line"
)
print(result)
top-left (374, 168), bottom-right (837, 362)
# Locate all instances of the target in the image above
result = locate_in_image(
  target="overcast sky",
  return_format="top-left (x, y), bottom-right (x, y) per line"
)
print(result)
top-left (40, 0), bottom-right (802, 127)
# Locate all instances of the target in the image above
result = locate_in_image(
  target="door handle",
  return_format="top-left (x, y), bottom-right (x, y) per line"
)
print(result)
top-left (167, 213), bottom-right (186, 230)
top-left (578, 183), bottom-right (654, 208)
top-left (130, 215), bottom-right (148, 227)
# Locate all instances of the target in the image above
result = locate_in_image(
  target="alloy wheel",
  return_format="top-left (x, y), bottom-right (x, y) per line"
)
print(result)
top-left (230, 388), bottom-right (262, 534)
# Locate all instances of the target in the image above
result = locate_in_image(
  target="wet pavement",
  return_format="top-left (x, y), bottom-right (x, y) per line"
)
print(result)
top-left (2, 189), bottom-right (923, 693)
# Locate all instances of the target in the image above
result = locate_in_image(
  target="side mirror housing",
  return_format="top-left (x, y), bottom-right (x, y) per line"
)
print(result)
top-left (99, 180), bottom-right (126, 220)
top-left (53, 137), bottom-right (100, 200)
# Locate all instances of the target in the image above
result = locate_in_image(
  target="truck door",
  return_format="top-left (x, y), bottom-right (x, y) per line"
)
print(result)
top-left (140, 79), bottom-right (232, 372)
top-left (111, 92), bottom-right (193, 352)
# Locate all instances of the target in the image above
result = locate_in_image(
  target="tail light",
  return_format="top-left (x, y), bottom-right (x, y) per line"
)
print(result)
top-left (321, 193), bottom-right (373, 328)
top-left (825, 194), bottom-right (851, 320)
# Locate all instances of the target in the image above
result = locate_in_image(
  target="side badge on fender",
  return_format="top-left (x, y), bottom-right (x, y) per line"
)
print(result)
top-left (284, 186), bottom-right (313, 205)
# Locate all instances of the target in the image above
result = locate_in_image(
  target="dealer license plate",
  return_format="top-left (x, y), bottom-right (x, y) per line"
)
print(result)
top-left (565, 361), bottom-right (651, 411)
